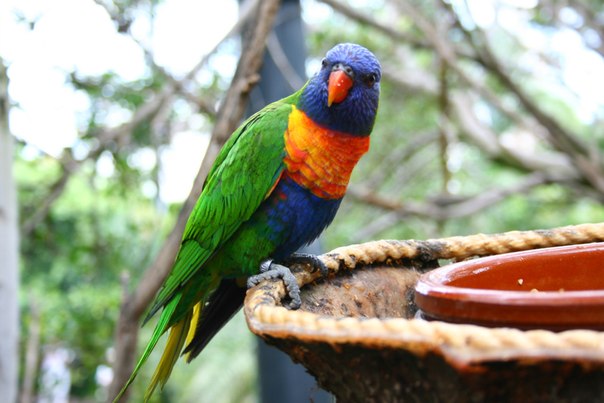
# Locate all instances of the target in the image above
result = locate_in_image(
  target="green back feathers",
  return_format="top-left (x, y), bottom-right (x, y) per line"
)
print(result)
top-left (145, 98), bottom-right (294, 321)
top-left (115, 93), bottom-right (301, 402)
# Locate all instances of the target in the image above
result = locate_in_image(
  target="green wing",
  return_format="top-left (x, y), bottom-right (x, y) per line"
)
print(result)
top-left (144, 97), bottom-right (295, 321)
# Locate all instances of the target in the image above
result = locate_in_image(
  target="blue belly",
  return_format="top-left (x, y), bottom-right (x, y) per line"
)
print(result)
top-left (263, 175), bottom-right (342, 260)
top-left (212, 175), bottom-right (342, 276)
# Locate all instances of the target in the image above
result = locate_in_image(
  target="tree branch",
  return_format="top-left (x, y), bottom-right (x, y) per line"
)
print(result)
top-left (437, 0), bottom-right (604, 196)
top-left (266, 32), bottom-right (306, 90)
top-left (378, 0), bottom-right (603, 200)
top-left (21, 0), bottom-right (264, 237)
top-left (108, 0), bottom-right (281, 400)
top-left (348, 171), bottom-right (566, 241)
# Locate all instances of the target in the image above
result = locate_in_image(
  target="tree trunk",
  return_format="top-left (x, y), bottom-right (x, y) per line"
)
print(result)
top-left (0, 58), bottom-right (20, 403)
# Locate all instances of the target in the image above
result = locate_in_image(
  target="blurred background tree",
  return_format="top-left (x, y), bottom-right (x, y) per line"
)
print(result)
top-left (2, 0), bottom-right (603, 401)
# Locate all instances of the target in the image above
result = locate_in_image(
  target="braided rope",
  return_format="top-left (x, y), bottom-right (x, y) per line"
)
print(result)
top-left (244, 223), bottom-right (604, 363)
top-left (323, 222), bottom-right (604, 272)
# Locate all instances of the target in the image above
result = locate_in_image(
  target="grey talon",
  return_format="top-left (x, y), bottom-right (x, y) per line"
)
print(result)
top-left (247, 259), bottom-right (302, 309)
top-left (283, 253), bottom-right (328, 276)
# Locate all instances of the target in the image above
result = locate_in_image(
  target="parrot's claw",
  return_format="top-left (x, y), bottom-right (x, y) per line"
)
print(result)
top-left (247, 260), bottom-right (301, 309)
top-left (258, 259), bottom-right (274, 273)
top-left (282, 253), bottom-right (328, 277)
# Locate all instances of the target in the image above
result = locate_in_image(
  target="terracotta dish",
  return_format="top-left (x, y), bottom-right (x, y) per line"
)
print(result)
top-left (415, 242), bottom-right (604, 330)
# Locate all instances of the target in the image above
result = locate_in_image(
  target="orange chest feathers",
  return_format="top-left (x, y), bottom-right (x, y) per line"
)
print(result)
top-left (283, 106), bottom-right (370, 199)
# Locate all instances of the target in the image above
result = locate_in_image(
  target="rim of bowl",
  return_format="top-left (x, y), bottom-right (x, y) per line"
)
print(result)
top-left (414, 242), bottom-right (604, 327)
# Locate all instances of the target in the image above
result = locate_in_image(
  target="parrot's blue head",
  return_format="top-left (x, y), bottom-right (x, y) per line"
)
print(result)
top-left (298, 43), bottom-right (381, 136)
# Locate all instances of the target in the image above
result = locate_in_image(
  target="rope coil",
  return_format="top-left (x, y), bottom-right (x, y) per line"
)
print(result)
top-left (244, 222), bottom-right (604, 364)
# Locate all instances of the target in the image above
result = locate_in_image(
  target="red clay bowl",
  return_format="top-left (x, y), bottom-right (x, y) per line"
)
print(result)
top-left (414, 242), bottom-right (604, 330)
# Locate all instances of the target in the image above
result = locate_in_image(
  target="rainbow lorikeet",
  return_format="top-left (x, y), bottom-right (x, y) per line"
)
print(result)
top-left (115, 43), bottom-right (381, 401)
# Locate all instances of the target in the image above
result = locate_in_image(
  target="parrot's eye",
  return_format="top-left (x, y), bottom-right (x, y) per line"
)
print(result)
top-left (364, 72), bottom-right (378, 87)
top-left (321, 58), bottom-right (329, 69)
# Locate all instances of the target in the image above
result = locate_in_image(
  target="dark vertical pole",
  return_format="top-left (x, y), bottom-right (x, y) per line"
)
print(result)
top-left (243, 0), bottom-right (332, 401)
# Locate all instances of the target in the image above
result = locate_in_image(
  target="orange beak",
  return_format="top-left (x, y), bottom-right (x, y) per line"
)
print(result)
top-left (327, 69), bottom-right (353, 107)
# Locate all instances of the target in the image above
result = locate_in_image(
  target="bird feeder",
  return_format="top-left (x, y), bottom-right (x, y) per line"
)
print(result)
top-left (244, 223), bottom-right (604, 402)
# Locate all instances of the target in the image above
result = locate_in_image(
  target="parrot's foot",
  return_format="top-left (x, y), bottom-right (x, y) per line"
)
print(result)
top-left (281, 253), bottom-right (329, 277)
top-left (247, 260), bottom-right (301, 309)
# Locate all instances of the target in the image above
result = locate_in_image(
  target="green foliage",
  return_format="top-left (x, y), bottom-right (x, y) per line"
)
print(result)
top-left (17, 151), bottom-right (164, 398)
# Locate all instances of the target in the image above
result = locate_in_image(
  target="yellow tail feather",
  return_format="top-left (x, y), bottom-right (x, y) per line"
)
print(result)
top-left (184, 302), bottom-right (202, 361)
top-left (144, 311), bottom-right (192, 401)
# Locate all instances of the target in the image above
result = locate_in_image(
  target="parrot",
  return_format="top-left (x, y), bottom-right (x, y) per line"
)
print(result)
top-left (114, 42), bottom-right (381, 402)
